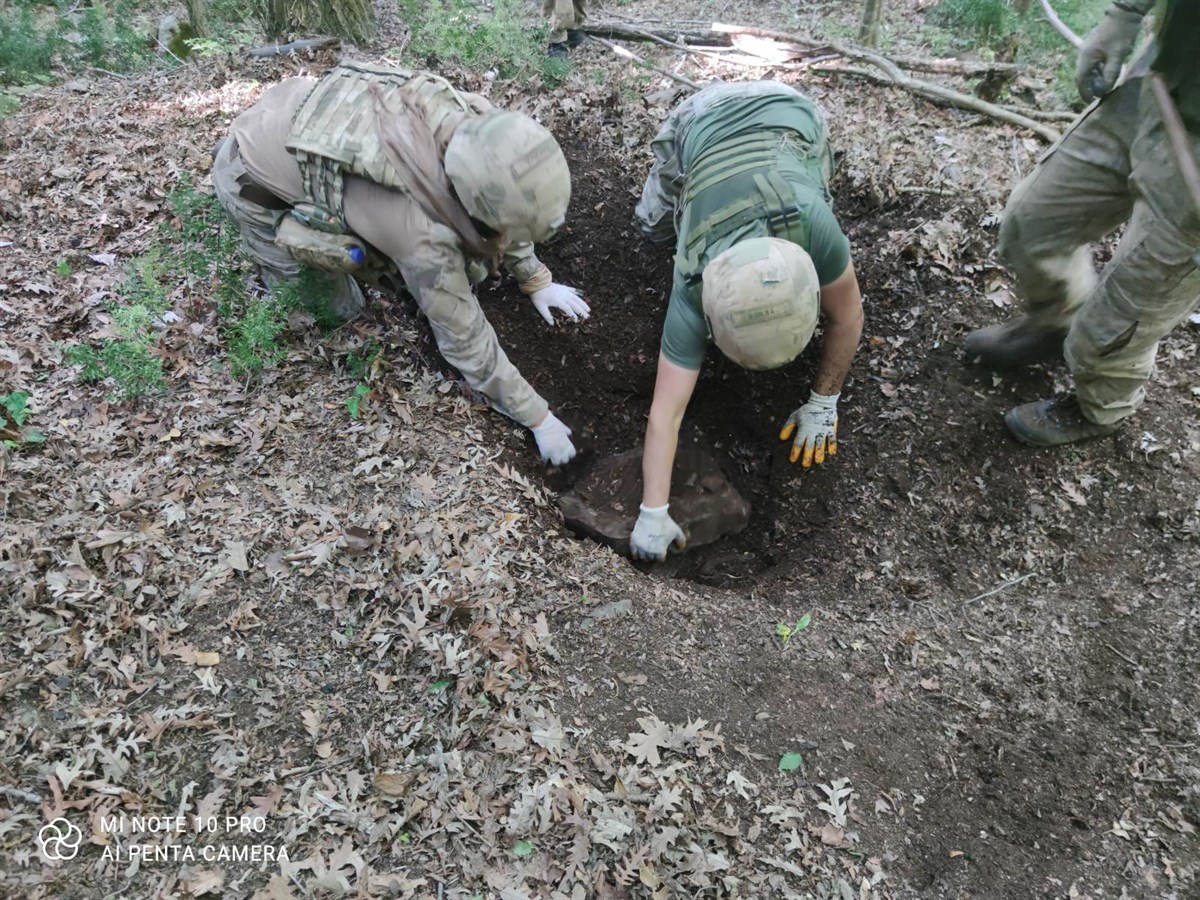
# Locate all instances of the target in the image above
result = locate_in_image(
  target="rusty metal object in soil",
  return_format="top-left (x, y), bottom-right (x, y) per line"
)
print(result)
top-left (558, 439), bottom-right (750, 556)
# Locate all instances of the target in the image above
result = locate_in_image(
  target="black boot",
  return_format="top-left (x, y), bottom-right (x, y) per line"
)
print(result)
top-left (548, 41), bottom-right (568, 59)
top-left (1004, 394), bottom-right (1120, 447)
top-left (565, 29), bottom-right (586, 48)
top-left (964, 316), bottom-right (1066, 370)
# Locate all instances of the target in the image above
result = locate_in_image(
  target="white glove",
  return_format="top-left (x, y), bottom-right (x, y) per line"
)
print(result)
top-left (779, 391), bottom-right (839, 468)
top-left (531, 412), bottom-right (577, 465)
top-left (530, 283), bottom-right (590, 325)
top-left (630, 504), bottom-right (686, 561)
top-left (1075, 7), bottom-right (1143, 102)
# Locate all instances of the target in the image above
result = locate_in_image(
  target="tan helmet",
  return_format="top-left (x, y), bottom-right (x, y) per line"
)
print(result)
top-left (444, 110), bottom-right (570, 244)
top-left (702, 237), bottom-right (820, 371)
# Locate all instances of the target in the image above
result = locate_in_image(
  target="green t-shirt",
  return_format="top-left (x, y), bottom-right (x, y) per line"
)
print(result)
top-left (661, 98), bottom-right (851, 371)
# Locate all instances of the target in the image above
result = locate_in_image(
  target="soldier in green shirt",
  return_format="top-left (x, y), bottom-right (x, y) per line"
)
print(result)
top-left (966, 0), bottom-right (1200, 446)
top-left (629, 81), bottom-right (865, 561)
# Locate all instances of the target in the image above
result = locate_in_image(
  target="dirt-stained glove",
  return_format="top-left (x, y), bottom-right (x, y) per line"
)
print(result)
top-left (630, 504), bottom-right (686, 561)
top-left (1075, 7), bottom-right (1143, 102)
top-left (531, 412), bottom-right (577, 465)
top-left (779, 391), bottom-right (839, 468)
top-left (530, 283), bottom-right (590, 325)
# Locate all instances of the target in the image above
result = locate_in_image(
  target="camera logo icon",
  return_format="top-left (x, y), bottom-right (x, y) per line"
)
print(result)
top-left (38, 817), bottom-right (83, 861)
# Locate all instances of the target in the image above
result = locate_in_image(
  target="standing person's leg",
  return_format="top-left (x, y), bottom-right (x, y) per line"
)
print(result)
top-left (211, 137), bottom-right (365, 321)
top-left (966, 81), bottom-right (1141, 368)
top-left (1005, 82), bottom-right (1200, 446)
top-left (1064, 103), bottom-right (1200, 426)
top-left (545, 0), bottom-right (584, 53)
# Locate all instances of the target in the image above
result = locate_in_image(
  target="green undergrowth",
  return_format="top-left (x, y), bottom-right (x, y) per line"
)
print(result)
top-left (67, 178), bottom-right (340, 399)
top-left (923, 0), bottom-right (1110, 103)
top-left (0, 0), bottom-right (156, 85)
top-left (398, 0), bottom-right (569, 86)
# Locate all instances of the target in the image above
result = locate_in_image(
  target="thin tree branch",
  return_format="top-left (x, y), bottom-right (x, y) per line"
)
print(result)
top-left (708, 24), bottom-right (1060, 142)
top-left (1037, 0), bottom-right (1083, 48)
top-left (813, 62), bottom-right (1061, 142)
top-left (585, 35), bottom-right (705, 91)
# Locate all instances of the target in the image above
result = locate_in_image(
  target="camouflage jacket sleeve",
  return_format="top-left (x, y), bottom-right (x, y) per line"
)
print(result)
top-left (635, 106), bottom-right (690, 244)
top-left (343, 176), bottom-right (550, 427)
top-left (503, 243), bottom-right (553, 294)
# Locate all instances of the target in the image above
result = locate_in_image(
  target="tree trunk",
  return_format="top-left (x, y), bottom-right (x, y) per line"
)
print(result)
top-left (184, 0), bottom-right (208, 38)
top-left (859, 0), bottom-right (885, 47)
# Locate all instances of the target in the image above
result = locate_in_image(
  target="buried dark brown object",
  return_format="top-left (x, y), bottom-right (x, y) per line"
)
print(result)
top-left (558, 440), bottom-right (750, 556)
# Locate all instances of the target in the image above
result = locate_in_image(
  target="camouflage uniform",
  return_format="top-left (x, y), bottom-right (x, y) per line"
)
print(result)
top-left (997, 0), bottom-right (1200, 425)
top-left (543, 0), bottom-right (586, 46)
top-left (211, 71), bottom-right (557, 428)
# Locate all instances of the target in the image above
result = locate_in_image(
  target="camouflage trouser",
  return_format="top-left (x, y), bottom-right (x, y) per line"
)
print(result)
top-left (543, 0), bottom-right (585, 44)
top-left (210, 136), bottom-right (366, 322)
top-left (998, 76), bottom-right (1200, 425)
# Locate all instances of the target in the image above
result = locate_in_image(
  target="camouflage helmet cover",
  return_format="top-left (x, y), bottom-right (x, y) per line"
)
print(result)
top-left (701, 237), bottom-right (820, 371)
top-left (444, 110), bottom-right (570, 244)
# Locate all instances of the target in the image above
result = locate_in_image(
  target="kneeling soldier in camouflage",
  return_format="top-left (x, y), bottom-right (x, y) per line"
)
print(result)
top-left (212, 62), bottom-right (588, 464)
top-left (630, 81), bottom-right (865, 561)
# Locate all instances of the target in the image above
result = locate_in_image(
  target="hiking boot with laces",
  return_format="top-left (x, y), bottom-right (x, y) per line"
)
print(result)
top-left (964, 316), bottom-right (1066, 370)
top-left (1004, 394), bottom-right (1120, 447)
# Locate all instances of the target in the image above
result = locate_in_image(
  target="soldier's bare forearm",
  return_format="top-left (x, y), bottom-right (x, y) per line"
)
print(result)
top-left (813, 314), bottom-right (862, 397)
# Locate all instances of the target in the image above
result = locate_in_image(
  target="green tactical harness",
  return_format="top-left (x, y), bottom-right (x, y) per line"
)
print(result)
top-left (675, 129), bottom-right (829, 290)
top-left (273, 62), bottom-right (471, 277)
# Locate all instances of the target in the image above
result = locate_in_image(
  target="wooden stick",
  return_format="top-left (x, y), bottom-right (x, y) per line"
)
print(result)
top-left (1149, 73), bottom-right (1200, 217)
top-left (245, 37), bottom-right (340, 58)
top-left (962, 573), bottom-right (1035, 605)
top-left (586, 35), bottom-right (705, 91)
top-left (1037, 0), bottom-right (1083, 48)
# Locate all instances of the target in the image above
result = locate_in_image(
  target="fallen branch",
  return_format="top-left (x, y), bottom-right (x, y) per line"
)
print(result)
top-left (962, 573), bottom-right (1035, 605)
top-left (583, 22), bottom-right (724, 45)
top-left (0, 785), bottom-right (42, 805)
top-left (586, 20), bottom-right (1021, 78)
top-left (586, 22), bottom-right (833, 71)
top-left (245, 37), bottom-right (340, 58)
top-left (1037, 0), bottom-right (1083, 48)
top-left (586, 35), bottom-right (704, 91)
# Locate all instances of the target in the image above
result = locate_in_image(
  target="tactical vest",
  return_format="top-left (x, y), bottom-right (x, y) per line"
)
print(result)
top-left (675, 129), bottom-right (830, 289)
top-left (286, 62), bottom-right (471, 223)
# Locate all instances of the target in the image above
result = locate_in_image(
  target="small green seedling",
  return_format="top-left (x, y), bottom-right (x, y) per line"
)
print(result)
top-left (346, 383), bottom-right (371, 419)
top-left (778, 752), bottom-right (804, 772)
top-left (1, 392), bottom-right (47, 449)
top-left (775, 613), bottom-right (812, 644)
top-left (513, 840), bottom-right (534, 858)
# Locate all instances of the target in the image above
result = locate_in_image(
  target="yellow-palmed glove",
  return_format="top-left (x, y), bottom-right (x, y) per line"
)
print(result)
top-left (779, 391), bottom-right (839, 467)
top-left (1075, 6), bottom-right (1143, 102)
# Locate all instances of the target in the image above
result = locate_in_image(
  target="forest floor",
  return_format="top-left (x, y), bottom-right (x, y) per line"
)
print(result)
top-left (1, 1), bottom-right (1198, 898)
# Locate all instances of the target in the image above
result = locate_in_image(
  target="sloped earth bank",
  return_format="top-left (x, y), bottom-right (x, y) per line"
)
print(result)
top-left (0, 11), bottom-right (1197, 900)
